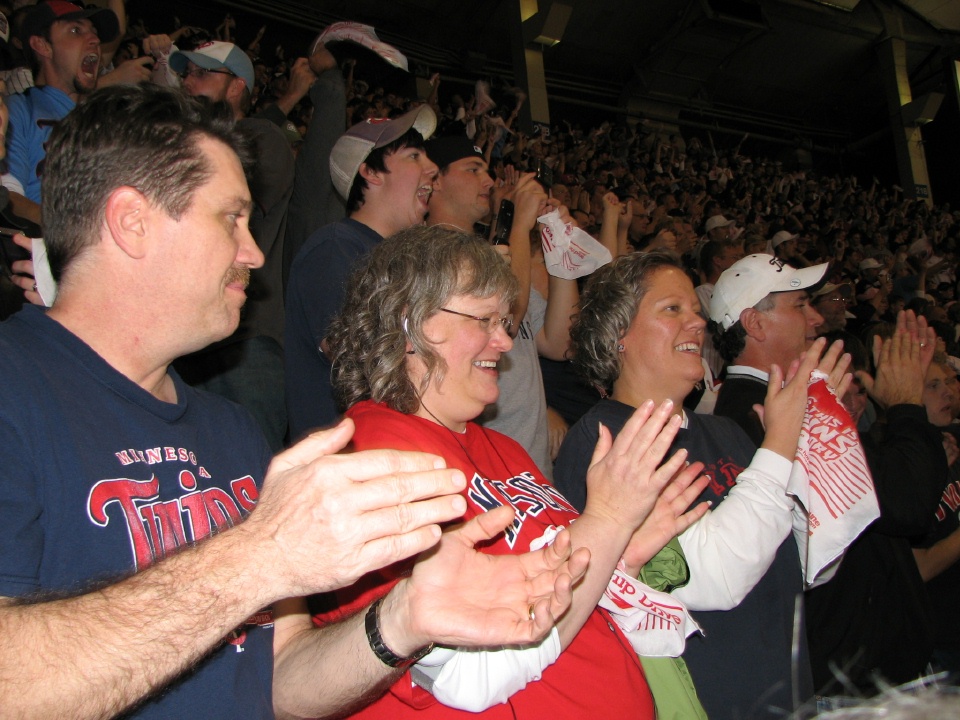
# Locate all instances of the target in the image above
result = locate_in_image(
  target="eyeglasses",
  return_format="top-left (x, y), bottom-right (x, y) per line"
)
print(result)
top-left (180, 67), bottom-right (235, 81)
top-left (439, 308), bottom-right (514, 335)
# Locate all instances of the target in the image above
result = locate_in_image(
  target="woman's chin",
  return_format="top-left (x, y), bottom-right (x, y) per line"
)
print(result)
top-left (677, 368), bottom-right (705, 391)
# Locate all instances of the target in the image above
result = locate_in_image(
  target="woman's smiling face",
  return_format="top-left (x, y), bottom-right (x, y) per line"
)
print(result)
top-left (616, 266), bottom-right (706, 406)
top-left (408, 293), bottom-right (513, 432)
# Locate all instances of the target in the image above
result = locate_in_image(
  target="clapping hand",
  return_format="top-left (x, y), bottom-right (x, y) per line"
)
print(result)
top-left (392, 506), bottom-right (591, 652)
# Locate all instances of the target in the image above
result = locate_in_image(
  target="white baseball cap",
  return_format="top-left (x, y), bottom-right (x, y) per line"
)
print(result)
top-left (705, 215), bottom-right (733, 233)
top-left (771, 230), bottom-right (799, 248)
top-left (710, 254), bottom-right (828, 330)
top-left (329, 105), bottom-right (436, 199)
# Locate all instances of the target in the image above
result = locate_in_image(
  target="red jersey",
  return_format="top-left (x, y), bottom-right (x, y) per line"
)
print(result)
top-left (313, 400), bottom-right (654, 719)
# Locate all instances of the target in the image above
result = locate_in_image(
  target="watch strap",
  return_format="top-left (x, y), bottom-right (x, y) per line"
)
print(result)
top-left (364, 596), bottom-right (435, 669)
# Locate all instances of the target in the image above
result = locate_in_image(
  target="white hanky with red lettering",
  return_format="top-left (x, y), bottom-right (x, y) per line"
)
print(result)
top-left (598, 565), bottom-right (701, 657)
top-left (474, 80), bottom-right (496, 116)
top-left (538, 210), bottom-right (612, 280)
top-left (317, 22), bottom-right (408, 71)
top-left (787, 373), bottom-right (879, 586)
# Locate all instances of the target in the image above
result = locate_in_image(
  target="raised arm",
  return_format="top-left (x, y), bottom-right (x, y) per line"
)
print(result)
top-left (556, 399), bottom-right (704, 647)
top-left (535, 202), bottom-right (579, 360)
top-left (675, 338), bottom-right (852, 609)
top-left (98, 0), bottom-right (127, 68)
top-left (268, 57), bottom-right (317, 121)
top-left (504, 174), bottom-right (548, 330)
top-left (282, 44), bottom-right (346, 278)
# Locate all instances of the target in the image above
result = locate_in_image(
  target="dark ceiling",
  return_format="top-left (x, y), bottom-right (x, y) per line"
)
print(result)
top-left (160, 1), bottom-right (960, 152)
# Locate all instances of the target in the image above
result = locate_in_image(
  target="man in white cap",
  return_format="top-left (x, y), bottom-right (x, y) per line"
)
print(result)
top-left (709, 253), bottom-right (828, 445)
top-left (704, 214), bottom-right (734, 242)
top-left (285, 106), bottom-right (438, 439)
top-left (856, 256), bottom-right (883, 299)
top-left (770, 229), bottom-right (800, 263)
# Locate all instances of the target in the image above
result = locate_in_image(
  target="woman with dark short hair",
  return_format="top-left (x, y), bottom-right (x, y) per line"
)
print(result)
top-left (554, 249), bottom-right (843, 718)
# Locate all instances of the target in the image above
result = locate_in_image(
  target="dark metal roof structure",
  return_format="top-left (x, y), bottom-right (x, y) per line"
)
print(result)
top-left (213, 0), bottom-right (960, 147)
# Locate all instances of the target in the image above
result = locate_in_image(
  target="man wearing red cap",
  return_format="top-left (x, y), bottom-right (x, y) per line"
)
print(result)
top-left (4, 0), bottom-right (120, 207)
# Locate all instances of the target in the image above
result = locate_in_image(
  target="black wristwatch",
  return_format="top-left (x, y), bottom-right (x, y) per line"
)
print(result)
top-left (364, 597), bottom-right (434, 669)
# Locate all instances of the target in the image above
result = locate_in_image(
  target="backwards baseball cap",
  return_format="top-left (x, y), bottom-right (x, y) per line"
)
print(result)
top-left (329, 105), bottom-right (437, 199)
top-left (771, 230), bottom-right (799, 248)
top-left (169, 41), bottom-right (255, 93)
top-left (424, 135), bottom-right (484, 172)
top-left (705, 215), bottom-right (733, 233)
top-left (22, 0), bottom-right (120, 45)
top-left (710, 254), bottom-right (828, 330)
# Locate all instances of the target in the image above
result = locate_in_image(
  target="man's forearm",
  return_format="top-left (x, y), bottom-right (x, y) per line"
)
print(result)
top-left (0, 523), bottom-right (275, 720)
top-left (273, 598), bottom-right (402, 720)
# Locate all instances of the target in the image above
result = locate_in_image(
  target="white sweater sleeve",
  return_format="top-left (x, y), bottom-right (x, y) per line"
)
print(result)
top-left (673, 449), bottom-right (795, 611)
top-left (409, 629), bottom-right (561, 712)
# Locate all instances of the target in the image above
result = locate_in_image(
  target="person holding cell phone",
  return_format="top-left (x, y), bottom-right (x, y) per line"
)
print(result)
top-left (425, 135), bottom-right (578, 477)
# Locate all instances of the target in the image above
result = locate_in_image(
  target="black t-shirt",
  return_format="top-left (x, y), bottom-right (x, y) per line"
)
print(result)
top-left (555, 399), bottom-right (812, 719)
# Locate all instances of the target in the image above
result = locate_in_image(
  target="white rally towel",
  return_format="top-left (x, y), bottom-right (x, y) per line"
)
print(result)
top-left (599, 564), bottom-right (701, 657)
top-left (538, 210), bottom-right (612, 280)
top-left (529, 527), bottom-right (698, 656)
top-left (474, 80), bottom-right (496, 116)
top-left (315, 22), bottom-right (408, 71)
top-left (787, 372), bottom-right (879, 586)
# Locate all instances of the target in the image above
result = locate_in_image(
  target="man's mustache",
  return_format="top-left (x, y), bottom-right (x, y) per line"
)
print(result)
top-left (226, 266), bottom-right (250, 287)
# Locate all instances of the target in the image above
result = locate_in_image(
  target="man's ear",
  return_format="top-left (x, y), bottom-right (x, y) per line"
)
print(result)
top-left (225, 77), bottom-right (246, 106)
top-left (103, 187), bottom-right (149, 259)
top-left (358, 162), bottom-right (384, 188)
top-left (28, 35), bottom-right (53, 61)
top-left (740, 307), bottom-right (765, 342)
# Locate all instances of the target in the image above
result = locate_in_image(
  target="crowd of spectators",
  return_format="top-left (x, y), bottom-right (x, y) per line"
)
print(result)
top-left (3, 1), bottom-right (960, 719)
top-left (1, 3), bottom-right (956, 325)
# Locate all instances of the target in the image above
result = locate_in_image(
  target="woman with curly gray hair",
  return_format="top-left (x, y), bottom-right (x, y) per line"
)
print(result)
top-left (329, 223), bottom-right (519, 416)
top-left (554, 248), bottom-right (843, 718)
top-left (320, 226), bottom-right (713, 719)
